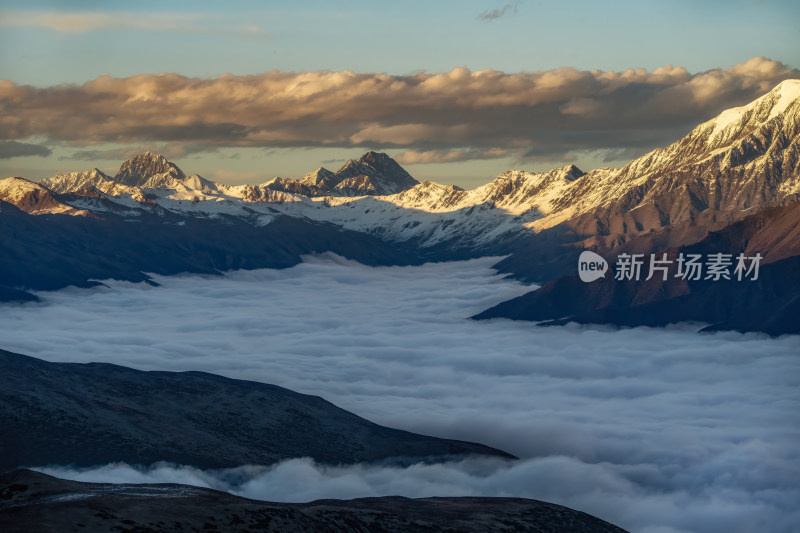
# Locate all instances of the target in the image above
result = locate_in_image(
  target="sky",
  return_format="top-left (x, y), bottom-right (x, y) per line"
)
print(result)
top-left (4, 256), bottom-right (799, 533)
top-left (1, 0), bottom-right (799, 187)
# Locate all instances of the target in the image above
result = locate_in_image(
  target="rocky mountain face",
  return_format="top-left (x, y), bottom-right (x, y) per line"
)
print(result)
top-left (0, 177), bottom-right (90, 216)
top-left (3, 81), bottom-right (797, 248)
top-left (256, 151), bottom-right (421, 197)
top-left (299, 151), bottom-right (420, 195)
top-left (0, 470), bottom-right (629, 533)
top-left (41, 168), bottom-right (112, 194)
top-left (331, 151), bottom-right (420, 194)
top-left (114, 151), bottom-right (187, 188)
top-left (477, 201), bottom-right (800, 335)
top-left (543, 80), bottom-right (800, 232)
top-left (0, 349), bottom-right (513, 472)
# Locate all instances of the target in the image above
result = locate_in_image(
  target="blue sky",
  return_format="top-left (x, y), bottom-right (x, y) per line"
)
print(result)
top-left (3, 0), bottom-right (798, 84)
top-left (1, 0), bottom-right (799, 186)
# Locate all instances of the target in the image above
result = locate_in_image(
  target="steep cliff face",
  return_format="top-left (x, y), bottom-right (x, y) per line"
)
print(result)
top-left (114, 151), bottom-right (186, 188)
top-left (548, 80), bottom-right (800, 234)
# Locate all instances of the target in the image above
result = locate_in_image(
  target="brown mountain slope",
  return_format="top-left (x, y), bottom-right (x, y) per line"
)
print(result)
top-left (478, 201), bottom-right (800, 335)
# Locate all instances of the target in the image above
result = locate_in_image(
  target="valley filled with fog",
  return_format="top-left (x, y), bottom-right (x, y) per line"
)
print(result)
top-left (3, 256), bottom-right (798, 533)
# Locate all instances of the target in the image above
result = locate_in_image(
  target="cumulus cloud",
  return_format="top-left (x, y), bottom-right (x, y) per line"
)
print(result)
top-left (478, 2), bottom-right (520, 21)
top-left (0, 10), bottom-right (268, 38)
top-left (0, 58), bottom-right (796, 164)
top-left (3, 256), bottom-right (799, 533)
top-left (0, 139), bottom-right (51, 159)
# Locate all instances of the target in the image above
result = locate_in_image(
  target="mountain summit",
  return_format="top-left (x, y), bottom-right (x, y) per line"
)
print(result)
top-left (115, 151), bottom-right (186, 188)
top-left (334, 151), bottom-right (420, 195)
top-left (298, 151), bottom-right (420, 196)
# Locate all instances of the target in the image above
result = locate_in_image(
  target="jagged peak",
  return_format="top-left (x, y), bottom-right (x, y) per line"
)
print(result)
top-left (0, 176), bottom-right (43, 190)
top-left (123, 151), bottom-right (170, 166)
top-left (552, 164), bottom-right (585, 181)
top-left (701, 79), bottom-right (800, 141)
top-left (50, 167), bottom-right (110, 180)
top-left (304, 166), bottom-right (335, 179)
top-left (337, 151), bottom-right (403, 172)
top-left (491, 169), bottom-right (536, 181)
top-left (359, 151), bottom-right (393, 164)
top-left (495, 165), bottom-right (583, 182)
top-left (331, 152), bottom-right (418, 193)
top-left (0, 176), bottom-right (90, 216)
top-left (336, 158), bottom-right (358, 172)
top-left (299, 166), bottom-right (337, 188)
top-left (412, 180), bottom-right (464, 192)
top-left (769, 78), bottom-right (800, 98)
top-left (115, 152), bottom-right (185, 187)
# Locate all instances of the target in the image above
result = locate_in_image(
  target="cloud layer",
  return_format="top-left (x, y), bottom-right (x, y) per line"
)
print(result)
top-left (1, 58), bottom-right (797, 164)
top-left (3, 256), bottom-right (799, 533)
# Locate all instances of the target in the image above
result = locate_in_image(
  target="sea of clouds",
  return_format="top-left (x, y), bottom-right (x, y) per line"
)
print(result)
top-left (3, 255), bottom-right (799, 533)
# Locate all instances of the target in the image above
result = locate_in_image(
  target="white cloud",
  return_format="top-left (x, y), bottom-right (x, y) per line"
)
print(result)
top-left (3, 255), bottom-right (799, 533)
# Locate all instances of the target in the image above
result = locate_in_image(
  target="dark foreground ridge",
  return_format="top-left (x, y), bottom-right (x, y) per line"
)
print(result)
top-left (0, 470), bottom-right (630, 533)
top-left (0, 349), bottom-right (514, 473)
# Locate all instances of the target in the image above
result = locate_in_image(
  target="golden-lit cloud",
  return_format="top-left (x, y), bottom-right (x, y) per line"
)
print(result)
top-left (0, 57), bottom-right (796, 164)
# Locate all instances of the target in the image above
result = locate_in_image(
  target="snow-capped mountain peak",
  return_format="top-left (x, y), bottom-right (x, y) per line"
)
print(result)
top-left (299, 167), bottom-right (338, 189)
top-left (0, 177), bottom-right (91, 215)
top-left (703, 78), bottom-right (800, 147)
top-left (115, 151), bottom-right (186, 188)
top-left (9, 81), bottom-right (800, 250)
top-left (332, 151), bottom-right (420, 195)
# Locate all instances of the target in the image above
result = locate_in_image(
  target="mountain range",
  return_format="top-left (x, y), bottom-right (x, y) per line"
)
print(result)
top-left (2, 79), bottom-right (799, 333)
top-left (2, 80), bottom-right (798, 533)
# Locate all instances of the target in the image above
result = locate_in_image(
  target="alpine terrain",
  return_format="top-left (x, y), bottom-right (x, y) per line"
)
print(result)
top-left (2, 80), bottom-right (799, 332)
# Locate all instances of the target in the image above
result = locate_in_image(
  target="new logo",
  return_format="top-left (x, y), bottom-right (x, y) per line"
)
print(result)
top-left (578, 251), bottom-right (609, 282)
